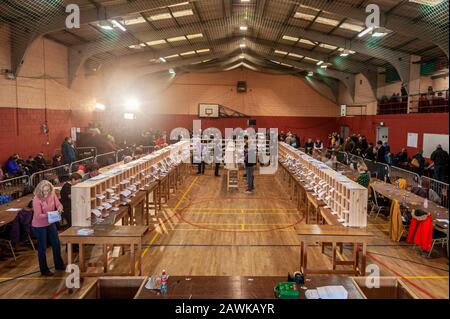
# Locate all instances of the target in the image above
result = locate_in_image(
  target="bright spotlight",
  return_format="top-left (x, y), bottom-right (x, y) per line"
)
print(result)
top-left (95, 103), bottom-right (106, 110)
top-left (125, 98), bottom-right (139, 111)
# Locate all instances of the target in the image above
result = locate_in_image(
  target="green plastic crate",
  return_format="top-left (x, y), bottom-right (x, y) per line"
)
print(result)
top-left (274, 282), bottom-right (300, 299)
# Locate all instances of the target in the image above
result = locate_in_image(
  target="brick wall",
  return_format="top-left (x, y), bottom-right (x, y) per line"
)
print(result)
top-left (0, 108), bottom-right (93, 164)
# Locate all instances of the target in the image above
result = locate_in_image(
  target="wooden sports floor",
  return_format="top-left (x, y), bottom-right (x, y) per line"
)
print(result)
top-left (0, 167), bottom-right (448, 299)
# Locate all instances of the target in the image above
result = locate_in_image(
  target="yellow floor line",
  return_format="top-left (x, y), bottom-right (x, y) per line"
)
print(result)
top-left (402, 275), bottom-right (449, 279)
top-left (177, 222), bottom-right (296, 226)
top-left (141, 177), bottom-right (198, 258)
top-left (180, 208), bottom-right (297, 211)
top-left (172, 228), bottom-right (295, 232)
top-left (0, 277), bottom-right (67, 281)
top-left (187, 212), bottom-right (299, 215)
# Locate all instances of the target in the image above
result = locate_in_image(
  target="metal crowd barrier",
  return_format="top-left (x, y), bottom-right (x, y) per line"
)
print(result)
top-left (141, 146), bottom-right (154, 155)
top-left (95, 152), bottom-right (117, 167)
top-left (54, 146), bottom-right (97, 159)
top-left (69, 156), bottom-right (95, 173)
top-left (30, 165), bottom-right (70, 187)
top-left (364, 159), bottom-right (389, 181)
top-left (0, 175), bottom-right (31, 199)
top-left (336, 151), bottom-right (348, 165)
top-left (390, 165), bottom-right (421, 188)
top-left (116, 148), bottom-right (134, 162)
top-left (421, 176), bottom-right (449, 208)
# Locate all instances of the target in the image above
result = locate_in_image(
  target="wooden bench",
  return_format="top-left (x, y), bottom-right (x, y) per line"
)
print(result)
top-left (60, 226), bottom-right (148, 276)
top-left (298, 224), bottom-right (373, 276)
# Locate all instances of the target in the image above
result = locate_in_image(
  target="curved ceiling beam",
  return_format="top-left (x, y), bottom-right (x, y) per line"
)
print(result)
top-left (287, 0), bottom-right (448, 57)
top-left (10, 0), bottom-right (186, 77)
top-left (67, 14), bottom-right (411, 87)
top-left (103, 35), bottom-right (378, 76)
top-left (251, 50), bottom-right (356, 99)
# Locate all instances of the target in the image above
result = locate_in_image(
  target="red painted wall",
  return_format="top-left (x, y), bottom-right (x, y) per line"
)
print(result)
top-left (0, 108), bottom-right (94, 165)
top-left (338, 113), bottom-right (449, 157)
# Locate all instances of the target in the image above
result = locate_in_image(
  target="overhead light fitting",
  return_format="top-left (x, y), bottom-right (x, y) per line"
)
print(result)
top-left (98, 21), bottom-right (113, 30)
top-left (111, 20), bottom-right (126, 31)
top-left (95, 103), bottom-right (106, 110)
top-left (240, 55), bottom-right (245, 59)
top-left (320, 62), bottom-right (332, 69)
top-left (240, 43), bottom-right (246, 48)
top-left (371, 27), bottom-right (388, 37)
top-left (357, 26), bottom-right (373, 38)
top-left (308, 71), bottom-right (314, 76)
top-left (125, 98), bottom-right (140, 111)
top-left (316, 60), bottom-right (324, 66)
top-left (240, 26), bottom-right (248, 31)
top-left (159, 57), bottom-right (167, 62)
top-left (169, 68), bottom-right (176, 75)
top-left (408, 0), bottom-right (445, 6)
top-left (340, 49), bottom-right (350, 57)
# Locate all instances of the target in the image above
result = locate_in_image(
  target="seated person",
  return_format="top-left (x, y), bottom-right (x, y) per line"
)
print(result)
top-left (395, 148), bottom-right (408, 164)
top-left (52, 154), bottom-right (63, 167)
top-left (34, 152), bottom-right (47, 171)
top-left (6, 154), bottom-right (22, 177)
top-left (355, 163), bottom-right (370, 188)
top-left (324, 153), bottom-right (334, 168)
top-left (60, 173), bottom-right (83, 227)
top-left (0, 167), bottom-right (4, 181)
top-left (304, 138), bottom-right (314, 155)
top-left (81, 163), bottom-right (100, 181)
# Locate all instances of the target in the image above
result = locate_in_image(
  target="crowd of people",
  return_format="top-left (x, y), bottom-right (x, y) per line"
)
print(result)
top-left (278, 130), bottom-right (448, 183)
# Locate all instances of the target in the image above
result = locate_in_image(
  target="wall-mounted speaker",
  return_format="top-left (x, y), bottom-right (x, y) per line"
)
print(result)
top-left (237, 81), bottom-right (247, 93)
top-left (248, 119), bottom-right (256, 126)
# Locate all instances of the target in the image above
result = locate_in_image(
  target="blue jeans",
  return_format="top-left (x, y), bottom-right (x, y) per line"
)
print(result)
top-left (434, 165), bottom-right (448, 182)
top-left (32, 223), bottom-right (65, 274)
top-left (245, 166), bottom-right (255, 191)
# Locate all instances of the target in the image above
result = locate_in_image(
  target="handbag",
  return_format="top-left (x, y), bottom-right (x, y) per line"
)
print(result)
top-left (411, 158), bottom-right (420, 168)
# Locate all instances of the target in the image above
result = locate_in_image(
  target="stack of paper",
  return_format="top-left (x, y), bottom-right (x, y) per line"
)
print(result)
top-left (316, 286), bottom-right (348, 299)
top-left (77, 228), bottom-right (94, 236)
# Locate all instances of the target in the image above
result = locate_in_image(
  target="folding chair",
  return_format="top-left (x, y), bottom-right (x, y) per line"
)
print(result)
top-left (369, 186), bottom-right (390, 219)
top-left (428, 228), bottom-right (448, 258)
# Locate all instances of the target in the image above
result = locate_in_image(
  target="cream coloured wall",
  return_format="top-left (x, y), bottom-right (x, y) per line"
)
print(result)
top-left (133, 69), bottom-right (340, 117)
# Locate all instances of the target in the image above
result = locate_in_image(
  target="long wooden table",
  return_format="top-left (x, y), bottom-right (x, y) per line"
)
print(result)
top-left (60, 225), bottom-right (148, 276)
top-left (298, 225), bottom-right (373, 276)
top-left (371, 181), bottom-right (448, 228)
top-left (133, 275), bottom-right (364, 299)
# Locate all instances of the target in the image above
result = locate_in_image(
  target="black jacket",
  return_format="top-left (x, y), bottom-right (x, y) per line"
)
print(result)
top-left (431, 148), bottom-right (449, 166)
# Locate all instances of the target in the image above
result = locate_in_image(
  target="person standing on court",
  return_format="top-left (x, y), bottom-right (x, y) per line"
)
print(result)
top-left (32, 180), bottom-right (66, 276)
top-left (61, 137), bottom-right (77, 164)
top-left (244, 136), bottom-right (256, 193)
top-left (213, 136), bottom-right (222, 177)
top-left (430, 145), bottom-right (449, 182)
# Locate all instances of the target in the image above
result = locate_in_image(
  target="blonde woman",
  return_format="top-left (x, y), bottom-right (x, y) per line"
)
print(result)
top-left (32, 180), bottom-right (65, 276)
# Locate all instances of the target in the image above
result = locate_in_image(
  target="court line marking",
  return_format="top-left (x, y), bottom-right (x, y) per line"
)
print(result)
top-left (187, 212), bottom-right (299, 215)
top-left (141, 177), bottom-right (198, 258)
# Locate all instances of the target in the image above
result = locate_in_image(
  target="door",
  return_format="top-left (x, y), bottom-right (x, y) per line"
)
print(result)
top-left (340, 126), bottom-right (349, 140)
top-left (376, 127), bottom-right (389, 143)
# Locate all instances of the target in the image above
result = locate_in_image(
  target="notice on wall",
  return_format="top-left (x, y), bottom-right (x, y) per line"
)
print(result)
top-left (407, 133), bottom-right (418, 148)
top-left (71, 127), bottom-right (78, 141)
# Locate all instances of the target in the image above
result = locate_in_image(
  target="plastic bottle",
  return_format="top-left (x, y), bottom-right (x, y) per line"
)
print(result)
top-left (424, 198), bottom-right (429, 209)
top-left (160, 270), bottom-right (168, 295)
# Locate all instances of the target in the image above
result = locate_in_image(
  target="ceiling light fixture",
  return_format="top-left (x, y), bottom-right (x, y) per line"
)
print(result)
top-left (357, 26), bottom-right (373, 38)
top-left (316, 60), bottom-right (323, 66)
top-left (240, 26), bottom-right (248, 31)
top-left (340, 49), bottom-right (350, 57)
top-left (371, 27), bottom-right (389, 37)
top-left (169, 68), bottom-right (176, 75)
top-left (159, 57), bottom-right (167, 62)
top-left (308, 71), bottom-right (314, 76)
top-left (111, 20), bottom-right (126, 31)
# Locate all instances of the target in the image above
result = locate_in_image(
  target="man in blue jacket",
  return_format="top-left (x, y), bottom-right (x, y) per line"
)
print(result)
top-left (61, 137), bottom-right (77, 164)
